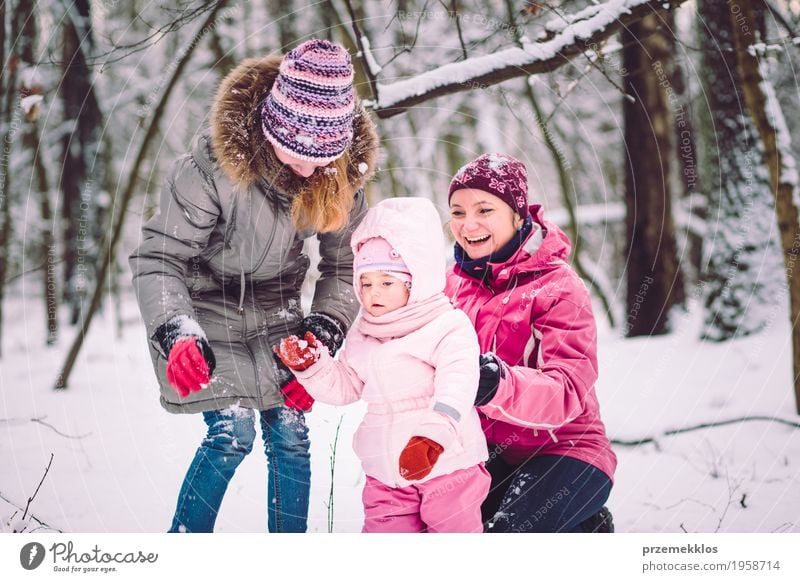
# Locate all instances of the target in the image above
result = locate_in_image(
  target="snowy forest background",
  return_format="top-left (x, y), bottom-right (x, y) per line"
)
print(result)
top-left (2, 0), bottom-right (800, 533)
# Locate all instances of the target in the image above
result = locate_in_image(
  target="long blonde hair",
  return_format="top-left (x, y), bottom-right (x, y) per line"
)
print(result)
top-left (290, 150), bottom-right (356, 233)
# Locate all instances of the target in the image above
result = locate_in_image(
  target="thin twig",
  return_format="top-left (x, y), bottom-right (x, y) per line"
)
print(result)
top-left (342, 0), bottom-right (378, 102)
top-left (0, 491), bottom-right (62, 533)
top-left (446, 0), bottom-right (468, 60)
top-left (22, 453), bottom-right (54, 521)
top-left (612, 415), bottom-right (800, 447)
top-left (381, 0), bottom-right (431, 69)
top-left (327, 415), bottom-right (344, 533)
top-left (550, 5), bottom-right (633, 101)
top-left (52, 0), bottom-right (218, 68)
top-left (31, 417), bottom-right (92, 439)
top-left (5, 256), bottom-right (67, 285)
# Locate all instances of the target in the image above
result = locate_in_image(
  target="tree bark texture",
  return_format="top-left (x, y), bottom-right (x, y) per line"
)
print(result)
top-left (0, 0), bottom-right (23, 358)
top-left (698, 0), bottom-right (782, 341)
top-left (730, 0), bottom-right (800, 413)
top-left (59, 0), bottom-right (104, 326)
top-left (622, 15), bottom-right (683, 336)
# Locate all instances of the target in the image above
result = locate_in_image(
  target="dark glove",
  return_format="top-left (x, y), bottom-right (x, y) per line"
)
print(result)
top-left (399, 436), bottom-right (444, 481)
top-left (476, 352), bottom-right (505, 406)
top-left (300, 313), bottom-right (345, 356)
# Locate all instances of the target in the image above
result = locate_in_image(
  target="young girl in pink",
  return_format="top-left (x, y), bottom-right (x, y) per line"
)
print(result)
top-left (276, 197), bottom-right (489, 532)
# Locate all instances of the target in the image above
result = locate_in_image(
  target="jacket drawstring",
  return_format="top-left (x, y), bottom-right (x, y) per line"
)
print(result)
top-left (500, 275), bottom-right (519, 305)
top-left (532, 428), bottom-right (559, 443)
top-left (237, 270), bottom-right (245, 315)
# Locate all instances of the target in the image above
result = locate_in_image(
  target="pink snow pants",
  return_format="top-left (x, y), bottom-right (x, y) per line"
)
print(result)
top-left (361, 464), bottom-right (490, 533)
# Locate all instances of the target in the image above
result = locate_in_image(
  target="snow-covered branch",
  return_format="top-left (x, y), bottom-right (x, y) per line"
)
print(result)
top-left (370, 0), bottom-right (690, 117)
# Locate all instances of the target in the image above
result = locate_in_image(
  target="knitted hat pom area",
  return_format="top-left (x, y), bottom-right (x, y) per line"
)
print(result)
top-left (260, 39), bottom-right (356, 164)
top-left (448, 153), bottom-right (530, 220)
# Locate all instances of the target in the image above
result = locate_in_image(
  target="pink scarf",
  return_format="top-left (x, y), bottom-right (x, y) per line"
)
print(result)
top-left (357, 293), bottom-right (453, 339)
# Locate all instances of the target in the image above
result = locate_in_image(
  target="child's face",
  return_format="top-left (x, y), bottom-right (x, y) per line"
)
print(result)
top-left (359, 271), bottom-right (410, 316)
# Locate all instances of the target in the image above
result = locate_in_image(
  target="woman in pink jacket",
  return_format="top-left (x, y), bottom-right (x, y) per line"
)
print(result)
top-left (445, 153), bottom-right (617, 533)
top-left (276, 197), bottom-right (490, 532)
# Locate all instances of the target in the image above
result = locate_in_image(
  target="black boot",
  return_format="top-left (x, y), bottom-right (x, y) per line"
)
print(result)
top-left (575, 506), bottom-right (614, 533)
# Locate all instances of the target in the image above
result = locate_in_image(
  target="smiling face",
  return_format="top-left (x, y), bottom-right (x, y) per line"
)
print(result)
top-left (449, 188), bottom-right (524, 260)
top-left (359, 271), bottom-right (410, 316)
top-left (272, 145), bottom-right (329, 178)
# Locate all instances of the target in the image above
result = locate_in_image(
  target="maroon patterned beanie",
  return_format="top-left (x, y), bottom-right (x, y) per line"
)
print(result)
top-left (261, 39), bottom-right (355, 164)
top-left (448, 153), bottom-right (529, 220)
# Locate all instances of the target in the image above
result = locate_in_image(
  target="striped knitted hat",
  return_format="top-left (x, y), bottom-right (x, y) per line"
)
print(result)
top-left (261, 39), bottom-right (355, 164)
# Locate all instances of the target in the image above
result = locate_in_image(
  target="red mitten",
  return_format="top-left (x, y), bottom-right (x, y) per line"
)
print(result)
top-left (280, 379), bottom-right (315, 411)
top-left (398, 436), bottom-right (444, 481)
top-left (274, 331), bottom-right (322, 371)
top-left (166, 337), bottom-right (210, 398)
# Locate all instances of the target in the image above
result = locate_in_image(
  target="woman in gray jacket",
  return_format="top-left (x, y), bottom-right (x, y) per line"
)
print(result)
top-left (129, 39), bottom-right (378, 532)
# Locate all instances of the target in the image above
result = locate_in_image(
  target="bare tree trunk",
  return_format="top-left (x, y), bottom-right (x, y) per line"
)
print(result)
top-left (731, 0), bottom-right (800, 413)
top-left (0, 1), bottom-right (5, 98)
top-left (29, 125), bottom-right (58, 345)
top-left (55, 0), bottom-right (230, 390)
top-left (0, 0), bottom-right (24, 358)
top-left (209, 25), bottom-right (236, 76)
top-left (16, 0), bottom-right (57, 345)
top-left (59, 0), bottom-right (104, 327)
top-left (622, 15), bottom-right (683, 336)
top-left (698, 0), bottom-right (781, 341)
top-left (667, 25), bottom-right (704, 284)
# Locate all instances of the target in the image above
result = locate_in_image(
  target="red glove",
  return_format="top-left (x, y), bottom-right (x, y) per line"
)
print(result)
top-left (280, 378), bottom-right (315, 411)
top-left (398, 436), bottom-right (444, 481)
top-left (274, 331), bottom-right (322, 371)
top-left (166, 337), bottom-right (210, 398)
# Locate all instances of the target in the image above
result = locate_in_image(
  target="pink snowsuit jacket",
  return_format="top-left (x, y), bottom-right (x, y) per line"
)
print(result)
top-left (295, 197), bottom-right (489, 488)
top-left (445, 205), bottom-right (617, 481)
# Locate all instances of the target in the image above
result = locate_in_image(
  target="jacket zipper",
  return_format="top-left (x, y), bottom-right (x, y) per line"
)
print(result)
top-left (236, 190), bottom-right (278, 314)
top-left (239, 302), bottom-right (264, 409)
top-left (250, 186), bottom-right (280, 275)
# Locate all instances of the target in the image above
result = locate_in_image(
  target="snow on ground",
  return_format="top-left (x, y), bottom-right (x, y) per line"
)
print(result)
top-left (1, 282), bottom-right (798, 533)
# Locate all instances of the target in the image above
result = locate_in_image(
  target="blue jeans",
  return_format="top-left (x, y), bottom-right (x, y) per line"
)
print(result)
top-left (483, 454), bottom-right (611, 533)
top-left (169, 406), bottom-right (310, 533)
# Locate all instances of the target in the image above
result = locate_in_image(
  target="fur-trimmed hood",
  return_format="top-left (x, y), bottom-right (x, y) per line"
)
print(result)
top-left (210, 55), bottom-right (379, 195)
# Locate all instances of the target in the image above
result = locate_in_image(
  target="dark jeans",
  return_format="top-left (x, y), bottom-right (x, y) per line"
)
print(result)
top-left (482, 454), bottom-right (611, 533)
top-left (169, 406), bottom-right (310, 533)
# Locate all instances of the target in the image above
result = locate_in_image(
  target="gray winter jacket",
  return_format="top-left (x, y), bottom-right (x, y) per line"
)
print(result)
top-left (129, 55), bottom-right (379, 414)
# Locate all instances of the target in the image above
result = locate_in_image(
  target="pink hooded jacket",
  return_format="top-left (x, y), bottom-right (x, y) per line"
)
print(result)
top-left (294, 197), bottom-right (488, 488)
top-left (446, 205), bottom-right (616, 481)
